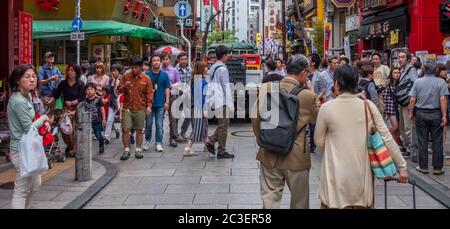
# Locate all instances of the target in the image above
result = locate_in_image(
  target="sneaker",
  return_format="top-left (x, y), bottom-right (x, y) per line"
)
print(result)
top-left (402, 151), bottom-right (411, 157)
top-left (156, 144), bottom-right (164, 152)
top-left (115, 130), bottom-right (120, 139)
top-left (120, 151), bottom-right (130, 161)
top-left (135, 149), bottom-right (144, 159)
top-left (169, 140), bottom-right (178, 148)
top-left (415, 166), bottom-right (429, 174)
top-left (104, 139), bottom-right (110, 145)
top-left (184, 147), bottom-right (194, 156)
top-left (205, 143), bottom-right (216, 155)
top-left (130, 135), bottom-right (135, 145)
top-left (99, 146), bottom-right (105, 155)
top-left (433, 168), bottom-right (445, 175)
top-left (143, 141), bottom-right (150, 151)
top-left (217, 152), bottom-right (235, 159)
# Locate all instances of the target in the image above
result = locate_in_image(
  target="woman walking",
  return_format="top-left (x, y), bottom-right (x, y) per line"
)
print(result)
top-left (381, 66), bottom-right (401, 136)
top-left (314, 64), bottom-right (409, 209)
top-left (103, 64), bottom-right (122, 144)
top-left (52, 64), bottom-right (85, 157)
top-left (88, 62), bottom-right (109, 96)
top-left (7, 64), bottom-right (49, 209)
top-left (184, 61), bottom-right (209, 156)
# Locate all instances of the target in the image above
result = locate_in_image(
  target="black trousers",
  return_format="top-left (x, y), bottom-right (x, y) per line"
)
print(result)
top-left (415, 109), bottom-right (444, 170)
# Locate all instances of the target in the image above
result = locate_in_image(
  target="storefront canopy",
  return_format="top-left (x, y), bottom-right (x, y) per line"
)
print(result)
top-left (33, 20), bottom-right (179, 45)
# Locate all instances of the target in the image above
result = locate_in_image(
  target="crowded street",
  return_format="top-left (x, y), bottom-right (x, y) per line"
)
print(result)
top-left (0, 0), bottom-right (450, 213)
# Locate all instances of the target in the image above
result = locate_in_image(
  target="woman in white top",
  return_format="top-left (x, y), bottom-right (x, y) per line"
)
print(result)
top-left (314, 64), bottom-right (409, 209)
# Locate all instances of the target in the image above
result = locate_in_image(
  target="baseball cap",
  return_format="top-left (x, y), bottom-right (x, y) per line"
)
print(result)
top-left (45, 52), bottom-right (55, 58)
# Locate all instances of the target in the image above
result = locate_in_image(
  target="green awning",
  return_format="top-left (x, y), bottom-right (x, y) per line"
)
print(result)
top-left (33, 20), bottom-right (179, 45)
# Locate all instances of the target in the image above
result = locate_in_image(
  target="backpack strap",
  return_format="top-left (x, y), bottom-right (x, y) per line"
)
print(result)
top-left (289, 84), bottom-right (307, 95)
top-left (211, 65), bottom-right (226, 82)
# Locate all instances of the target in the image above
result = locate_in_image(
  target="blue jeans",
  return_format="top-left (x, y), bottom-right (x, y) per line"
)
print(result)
top-left (92, 122), bottom-right (104, 147)
top-left (145, 107), bottom-right (165, 145)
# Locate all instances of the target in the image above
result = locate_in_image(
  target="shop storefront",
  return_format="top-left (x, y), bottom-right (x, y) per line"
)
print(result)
top-left (24, 0), bottom-right (178, 70)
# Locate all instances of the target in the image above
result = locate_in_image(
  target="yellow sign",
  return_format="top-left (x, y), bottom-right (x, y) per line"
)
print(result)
top-left (390, 31), bottom-right (399, 45)
top-left (256, 33), bottom-right (261, 44)
top-left (427, 54), bottom-right (437, 60)
top-left (444, 37), bottom-right (450, 55)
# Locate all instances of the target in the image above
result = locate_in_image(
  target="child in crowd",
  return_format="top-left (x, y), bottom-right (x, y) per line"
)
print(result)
top-left (81, 83), bottom-right (106, 154)
top-left (33, 109), bottom-right (64, 147)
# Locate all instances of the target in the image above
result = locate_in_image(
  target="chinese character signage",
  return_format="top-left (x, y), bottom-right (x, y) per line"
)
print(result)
top-left (201, 0), bottom-right (212, 32)
top-left (113, 0), bottom-right (153, 27)
top-left (19, 12), bottom-right (33, 65)
top-left (361, 15), bottom-right (407, 38)
top-left (176, 0), bottom-right (196, 30)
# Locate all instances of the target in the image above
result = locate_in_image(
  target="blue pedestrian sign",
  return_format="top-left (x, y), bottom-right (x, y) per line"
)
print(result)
top-left (174, 1), bottom-right (192, 19)
top-left (72, 17), bottom-right (84, 32)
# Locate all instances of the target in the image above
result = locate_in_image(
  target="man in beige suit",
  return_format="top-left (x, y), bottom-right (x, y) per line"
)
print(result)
top-left (251, 54), bottom-right (321, 209)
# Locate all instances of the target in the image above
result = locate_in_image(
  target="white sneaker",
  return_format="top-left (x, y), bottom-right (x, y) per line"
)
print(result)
top-left (184, 147), bottom-right (194, 156)
top-left (143, 141), bottom-right (150, 151)
top-left (156, 144), bottom-right (164, 152)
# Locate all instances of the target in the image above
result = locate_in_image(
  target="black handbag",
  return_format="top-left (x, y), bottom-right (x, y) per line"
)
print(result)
top-left (394, 67), bottom-right (414, 107)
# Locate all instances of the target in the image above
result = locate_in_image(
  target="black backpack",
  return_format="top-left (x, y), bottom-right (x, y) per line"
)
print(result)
top-left (395, 66), bottom-right (415, 107)
top-left (257, 83), bottom-right (307, 156)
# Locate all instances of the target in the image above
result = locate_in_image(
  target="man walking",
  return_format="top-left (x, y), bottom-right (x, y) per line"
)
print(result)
top-left (371, 53), bottom-right (390, 87)
top-left (176, 53), bottom-right (193, 140)
top-left (205, 45), bottom-right (235, 159)
top-left (251, 54), bottom-right (320, 209)
top-left (398, 50), bottom-right (419, 159)
top-left (160, 53), bottom-right (182, 147)
top-left (317, 57), bottom-right (339, 103)
top-left (38, 51), bottom-right (62, 111)
top-left (117, 57), bottom-right (153, 160)
top-left (409, 59), bottom-right (448, 175)
top-left (144, 55), bottom-right (171, 152)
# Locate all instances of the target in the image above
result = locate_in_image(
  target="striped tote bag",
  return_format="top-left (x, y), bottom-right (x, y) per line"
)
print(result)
top-left (364, 100), bottom-right (398, 179)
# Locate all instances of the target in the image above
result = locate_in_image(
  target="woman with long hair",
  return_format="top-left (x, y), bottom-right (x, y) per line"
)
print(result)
top-left (381, 66), bottom-right (401, 136)
top-left (7, 64), bottom-right (50, 208)
top-left (53, 64), bottom-right (85, 157)
top-left (183, 61), bottom-right (209, 156)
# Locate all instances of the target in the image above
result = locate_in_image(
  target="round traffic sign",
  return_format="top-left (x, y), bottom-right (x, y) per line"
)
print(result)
top-left (174, 1), bottom-right (192, 19)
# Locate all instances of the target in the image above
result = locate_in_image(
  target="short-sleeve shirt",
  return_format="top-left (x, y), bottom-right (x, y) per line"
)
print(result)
top-left (409, 74), bottom-right (450, 109)
top-left (84, 96), bottom-right (104, 123)
top-left (146, 70), bottom-right (171, 108)
top-left (38, 64), bottom-right (62, 97)
top-left (161, 65), bottom-right (180, 95)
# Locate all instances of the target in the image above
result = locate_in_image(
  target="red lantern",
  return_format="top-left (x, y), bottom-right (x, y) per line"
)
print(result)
top-left (133, 0), bottom-right (143, 19)
top-left (141, 6), bottom-right (151, 22)
top-left (123, 0), bottom-right (133, 15)
top-left (35, 0), bottom-right (60, 12)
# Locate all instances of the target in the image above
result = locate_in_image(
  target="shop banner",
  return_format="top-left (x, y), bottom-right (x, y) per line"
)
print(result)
top-left (324, 23), bottom-right (332, 61)
top-left (19, 12), bottom-right (33, 65)
top-left (200, 0), bottom-right (212, 32)
top-left (344, 36), bottom-right (351, 60)
top-left (444, 37), bottom-right (450, 55)
top-left (332, 0), bottom-right (356, 8)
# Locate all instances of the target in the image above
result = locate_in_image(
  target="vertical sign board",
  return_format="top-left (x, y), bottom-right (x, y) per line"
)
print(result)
top-left (177, 0), bottom-right (196, 30)
top-left (201, 0), bottom-right (212, 32)
top-left (19, 12), bottom-right (33, 65)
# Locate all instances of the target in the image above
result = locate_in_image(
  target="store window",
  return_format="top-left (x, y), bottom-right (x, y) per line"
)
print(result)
top-left (38, 39), bottom-right (88, 67)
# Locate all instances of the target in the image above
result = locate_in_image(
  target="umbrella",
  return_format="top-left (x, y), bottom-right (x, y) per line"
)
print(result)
top-left (154, 46), bottom-right (185, 55)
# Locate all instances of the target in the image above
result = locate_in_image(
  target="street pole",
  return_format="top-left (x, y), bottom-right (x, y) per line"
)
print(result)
top-left (262, 0), bottom-right (265, 58)
top-left (281, 0), bottom-right (286, 61)
top-left (180, 21), bottom-right (192, 68)
top-left (222, 0), bottom-right (225, 42)
top-left (76, 0), bottom-right (80, 65)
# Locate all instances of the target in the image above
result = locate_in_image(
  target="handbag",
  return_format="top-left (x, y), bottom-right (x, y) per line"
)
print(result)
top-left (60, 113), bottom-right (73, 135)
top-left (364, 100), bottom-right (398, 179)
top-left (394, 67), bottom-right (414, 107)
top-left (19, 126), bottom-right (49, 178)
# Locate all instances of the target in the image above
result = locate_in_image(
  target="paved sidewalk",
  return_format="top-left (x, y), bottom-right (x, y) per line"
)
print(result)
top-left (84, 122), bottom-right (446, 209)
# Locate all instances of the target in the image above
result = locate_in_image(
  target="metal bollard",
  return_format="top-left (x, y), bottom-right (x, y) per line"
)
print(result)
top-left (75, 104), bottom-right (92, 182)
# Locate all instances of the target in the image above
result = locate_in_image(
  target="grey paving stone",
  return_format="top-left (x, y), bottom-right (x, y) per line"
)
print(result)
top-left (194, 194), bottom-right (262, 205)
top-left (374, 195), bottom-right (408, 207)
top-left (100, 184), bottom-right (167, 195)
top-left (30, 191), bottom-right (63, 201)
top-left (39, 185), bottom-right (87, 192)
top-left (200, 176), bottom-right (260, 184)
top-left (88, 194), bottom-right (129, 206)
top-left (155, 205), bottom-right (228, 209)
top-left (118, 169), bottom-right (176, 177)
top-left (84, 205), bottom-right (156, 209)
top-left (28, 201), bottom-right (68, 209)
top-left (231, 168), bottom-right (260, 176)
top-left (51, 191), bottom-right (84, 202)
top-left (228, 205), bottom-right (262, 209)
top-left (206, 161), bottom-right (259, 169)
top-left (124, 194), bottom-right (195, 205)
top-left (151, 162), bottom-right (206, 169)
top-left (108, 177), bottom-right (144, 186)
top-left (397, 195), bottom-right (445, 207)
top-left (140, 176), bottom-right (201, 185)
top-left (174, 167), bottom-right (230, 176)
top-left (165, 184), bottom-right (230, 194)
